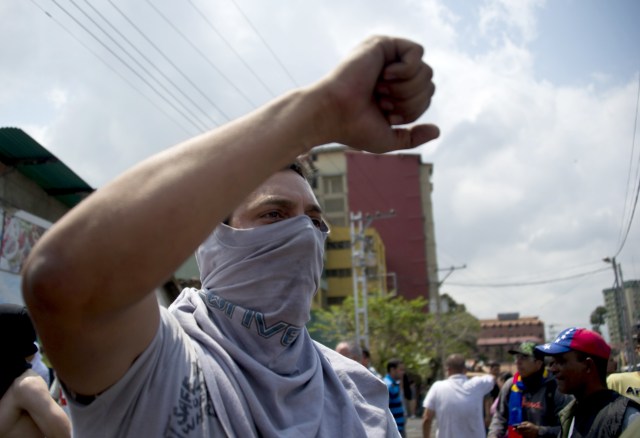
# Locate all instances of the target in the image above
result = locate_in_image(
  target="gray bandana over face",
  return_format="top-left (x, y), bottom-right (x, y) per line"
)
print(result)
top-left (169, 216), bottom-right (396, 437)
top-left (196, 215), bottom-right (325, 330)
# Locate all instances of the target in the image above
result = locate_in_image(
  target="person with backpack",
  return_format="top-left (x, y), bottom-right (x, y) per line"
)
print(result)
top-left (488, 341), bottom-right (572, 438)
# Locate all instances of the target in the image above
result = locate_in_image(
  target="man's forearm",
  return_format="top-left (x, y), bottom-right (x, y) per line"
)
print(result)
top-left (23, 86), bottom-right (328, 313)
top-left (422, 418), bottom-right (432, 438)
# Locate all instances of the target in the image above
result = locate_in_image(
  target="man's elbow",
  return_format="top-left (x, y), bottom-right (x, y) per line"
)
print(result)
top-left (22, 250), bottom-right (77, 316)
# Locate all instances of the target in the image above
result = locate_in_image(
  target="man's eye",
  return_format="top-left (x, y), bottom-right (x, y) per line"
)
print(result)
top-left (262, 211), bottom-right (284, 220)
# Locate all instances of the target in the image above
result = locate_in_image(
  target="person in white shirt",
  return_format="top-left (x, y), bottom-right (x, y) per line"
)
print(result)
top-left (422, 354), bottom-right (494, 438)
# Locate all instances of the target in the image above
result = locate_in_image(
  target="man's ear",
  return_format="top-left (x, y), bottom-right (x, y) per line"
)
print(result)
top-left (584, 357), bottom-right (595, 373)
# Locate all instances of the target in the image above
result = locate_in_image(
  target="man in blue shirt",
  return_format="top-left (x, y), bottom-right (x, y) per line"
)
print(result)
top-left (384, 358), bottom-right (406, 437)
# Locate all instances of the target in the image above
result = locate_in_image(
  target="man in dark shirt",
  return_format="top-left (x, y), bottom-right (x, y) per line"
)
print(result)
top-left (536, 327), bottom-right (640, 437)
top-left (488, 341), bottom-right (571, 438)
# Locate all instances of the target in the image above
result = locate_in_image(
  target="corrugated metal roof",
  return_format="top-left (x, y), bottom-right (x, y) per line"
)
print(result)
top-left (0, 127), bottom-right (94, 208)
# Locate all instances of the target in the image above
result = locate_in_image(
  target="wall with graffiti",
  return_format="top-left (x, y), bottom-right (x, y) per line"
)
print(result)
top-left (0, 208), bottom-right (51, 304)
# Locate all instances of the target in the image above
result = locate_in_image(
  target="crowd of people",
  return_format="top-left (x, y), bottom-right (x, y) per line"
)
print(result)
top-left (2, 33), bottom-right (639, 437)
top-left (333, 327), bottom-right (640, 438)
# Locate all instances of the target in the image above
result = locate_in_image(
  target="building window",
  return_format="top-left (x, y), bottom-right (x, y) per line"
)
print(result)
top-left (327, 216), bottom-right (346, 227)
top-left (325, 268), bottom-right (352, 278)
top-left (323, 175), bottom-right (344, 194)
top-left (324, 198), bottom-right (345, 213)
top-left (327, 296), bottom-right (346, 306)
top-left (327, 240), bottom-right (351, 250)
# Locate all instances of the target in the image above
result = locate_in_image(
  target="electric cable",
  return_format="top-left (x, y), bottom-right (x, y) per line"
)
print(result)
top-left (82, 0), bottom-right (223, 126)
top-left (614, 71), bottom-right (640, 257)
top-left (447, 266), bottom-right (611, 288)
top-left (185, 0), bottom-right (278, 98)
top-left (143, 0), bottom-right (258, 109)
top-left (49, 0), bottom-right (207, 132)
top-left (226, 0), bottom-right (299, 87)
top-left (66, 0), bottom-right (211, 131)
top-left (30, 0), bottom-right (194, 135)
top-left (106, 0), bottom-right (231, 123)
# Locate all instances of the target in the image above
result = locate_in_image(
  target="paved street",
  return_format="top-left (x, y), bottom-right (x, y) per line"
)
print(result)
top-left (405, 416), bottom-right (437, 438)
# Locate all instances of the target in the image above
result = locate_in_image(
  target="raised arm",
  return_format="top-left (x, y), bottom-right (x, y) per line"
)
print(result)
top-left (22, 36), bottom-right (438, 396)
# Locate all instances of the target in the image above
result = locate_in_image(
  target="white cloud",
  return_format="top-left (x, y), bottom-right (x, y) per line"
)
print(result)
top-left (47, 87), bottom-right (68, 110)
top-left (478, 0), bottom-right (545, 45)
top-left (2, 0), bottom-right (639, 339)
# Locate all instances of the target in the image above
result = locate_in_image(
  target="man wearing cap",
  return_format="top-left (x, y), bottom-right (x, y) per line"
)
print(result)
top-left (488, 341), bottom-right (571, 438)
top-left (535, 327), bottom-right (640, 437)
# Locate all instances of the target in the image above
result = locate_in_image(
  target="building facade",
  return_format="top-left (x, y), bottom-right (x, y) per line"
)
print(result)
top-left (477, 313), bottom-right (545, 362)
top-left (311, 145), bottom-right (439, 305)
top-left (604, 279), bottom-right (640, 346)
top-left (0, 127), bottom-right (178, 306)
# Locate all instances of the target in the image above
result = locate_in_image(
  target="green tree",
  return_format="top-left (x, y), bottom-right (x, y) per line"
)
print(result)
top-left (590, 305), bottom-right (607, 334)
top-left (308, 293), bottom-right (480, 381)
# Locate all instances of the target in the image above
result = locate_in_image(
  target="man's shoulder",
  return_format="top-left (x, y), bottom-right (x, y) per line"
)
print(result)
top-left (608, 372), bottom-right (640, 385)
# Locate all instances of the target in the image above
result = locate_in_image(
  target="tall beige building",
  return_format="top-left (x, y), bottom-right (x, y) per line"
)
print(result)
top-left (310, 145), bottom-right (439, 306)
top-left (604, 279), bottom-right (640, 345)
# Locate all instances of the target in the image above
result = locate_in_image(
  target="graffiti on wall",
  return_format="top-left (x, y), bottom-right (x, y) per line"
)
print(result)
top-left (0, 211), bottom-right (46, 274)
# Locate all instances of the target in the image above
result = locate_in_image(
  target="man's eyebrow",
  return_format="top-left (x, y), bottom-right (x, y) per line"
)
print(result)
top-left (306, 204), bottom-right (324, 215)
top-left (248, 196), bottom-right (294, 210)
top-left (248, 196), bottom-right (323, 215)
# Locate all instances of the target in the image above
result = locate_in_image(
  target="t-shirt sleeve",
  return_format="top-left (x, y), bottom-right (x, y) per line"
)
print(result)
top-left (65, 308), bottom-right (217, 437)
top-left (423, 382), bottom-right (439, 410)
top-left (469, 375), bottom-right (496, 395)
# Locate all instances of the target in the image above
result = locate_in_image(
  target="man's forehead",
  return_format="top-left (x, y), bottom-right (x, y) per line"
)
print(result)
top-left (551, 351), bottom-right (576, 361)
top-left (242, 171), bottom-right (319, 209)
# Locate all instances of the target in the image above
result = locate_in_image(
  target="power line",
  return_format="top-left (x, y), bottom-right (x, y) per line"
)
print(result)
top-left (447, 266), bottom-right (611, 288)
top-left (106, 0), bottom-right (231, 123)
top-left (66, 0), bottom-right (211, 131)
top-left (49, 0), bottom-right (206, 132)
top-left (185, 0), bottom-right (278, 98)
top-left (226, 0), bottom-right (299, 88)
top-left (615, 71), bottom-right (640, 257)
top-left (81, 0), bottom-right (222, 127)
top-left (30, 0), bottom-right (194, 135)
top-left (143, 0), bottom-right (258, 109)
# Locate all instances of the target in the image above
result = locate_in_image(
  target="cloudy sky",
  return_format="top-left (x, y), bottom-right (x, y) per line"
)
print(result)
top-left (2, 0), bottom-right (639, 340)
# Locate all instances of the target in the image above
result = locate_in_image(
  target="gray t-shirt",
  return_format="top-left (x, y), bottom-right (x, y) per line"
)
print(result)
top-left (66, 219), bottom-right (398, 437)
top-left (66, 308), bottom-right (224, 437)
top-left (66, 303), bottom-right (398, 437)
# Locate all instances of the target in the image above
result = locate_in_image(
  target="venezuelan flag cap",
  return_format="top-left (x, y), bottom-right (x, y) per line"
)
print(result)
top-left (535, 327), bottom-right (611, 360)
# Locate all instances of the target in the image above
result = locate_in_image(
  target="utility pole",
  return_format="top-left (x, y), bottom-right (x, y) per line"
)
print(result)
top-left (350, 210), bottom-right (394, 349)
top-left (432, 264), bottom-right (466, 378)
top-left (604, 257), bottom-right (637, 370)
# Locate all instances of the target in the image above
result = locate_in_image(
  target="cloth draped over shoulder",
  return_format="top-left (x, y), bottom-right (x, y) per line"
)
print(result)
top-left (168, 217), bottom-right (397, 437)
top-left (170, 290), bottom-right (396, 437)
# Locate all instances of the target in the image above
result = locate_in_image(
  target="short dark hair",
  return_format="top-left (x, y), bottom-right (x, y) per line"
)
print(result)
top-left (387, 358), bottom-right (403, 373)
top-left (287, 159), bottom-right (311, 180)
top-left (445, 354), bottom-right (466, 374)
top-left (576, 351), bottom-right (608, 385)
